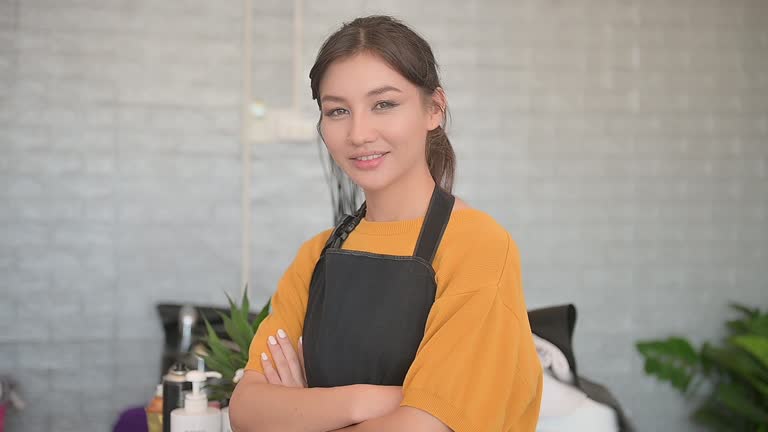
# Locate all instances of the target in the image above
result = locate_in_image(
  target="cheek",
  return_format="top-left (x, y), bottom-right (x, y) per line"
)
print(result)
top-left (321, 122), bottom-right (358, 170)
top-left (320, 120), bottom-right (344, 152)
top-left (382, 115), bottom-right (427, 153)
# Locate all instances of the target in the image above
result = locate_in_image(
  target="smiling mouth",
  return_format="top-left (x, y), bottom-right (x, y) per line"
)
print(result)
top-left (352, 152), bottom-right (389, 161)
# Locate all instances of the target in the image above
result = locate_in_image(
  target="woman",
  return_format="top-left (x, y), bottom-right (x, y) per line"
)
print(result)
top-left (230, 15), bottom-right (542, 432)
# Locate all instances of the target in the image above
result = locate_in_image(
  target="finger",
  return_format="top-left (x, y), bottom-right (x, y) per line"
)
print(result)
top-left (298, 336), bottom-right (307, 385)
top-left (268, 334), bottom-right (298, 387)
top-left (276, 329), bottom-right (305, 386)
top-left (260, 352), bottom-right (282, 385)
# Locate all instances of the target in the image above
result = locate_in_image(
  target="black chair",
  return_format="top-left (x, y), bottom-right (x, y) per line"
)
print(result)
top-left (528, 304), bottom-right (635, 432)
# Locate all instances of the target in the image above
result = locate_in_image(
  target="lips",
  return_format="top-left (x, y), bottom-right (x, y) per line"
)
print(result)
top-left (350, 151), bottom-right (390, 161)
top-left (351, 152), bottom-right (388, 170)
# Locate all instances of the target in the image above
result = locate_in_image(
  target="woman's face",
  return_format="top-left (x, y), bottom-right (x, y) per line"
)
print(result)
top-left (318, 52), bottom-right (443, 193)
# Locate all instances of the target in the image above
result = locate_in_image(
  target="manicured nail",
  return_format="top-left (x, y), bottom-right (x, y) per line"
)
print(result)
top-left (268, 335), bottom-right (277, 345)
top-left (277, 329), bottom-right (287, 339)
top-left (299, 336), bottom-right (303, 345)
top-left (261, 352), bottom-right (268, 361)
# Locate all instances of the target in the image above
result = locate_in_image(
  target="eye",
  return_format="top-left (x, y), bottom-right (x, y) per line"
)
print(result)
top-left (375, 101), bottom-right (398, 110)
top-left (325, 108), bottom-right (348, 117)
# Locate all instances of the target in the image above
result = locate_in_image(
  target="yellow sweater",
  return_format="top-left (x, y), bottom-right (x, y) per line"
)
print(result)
top-left (245, 208), bottom-right (543, 431)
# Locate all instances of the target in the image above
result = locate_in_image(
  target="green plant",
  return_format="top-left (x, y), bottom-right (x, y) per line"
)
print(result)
top-left (200, 288), bottom-right (271, 401)
top-left (636, 303), bottom-right (768, 431)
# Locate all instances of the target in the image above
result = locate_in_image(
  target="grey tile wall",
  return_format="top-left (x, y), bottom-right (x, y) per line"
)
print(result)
top-left (1, 0), bottom-right (766, 431)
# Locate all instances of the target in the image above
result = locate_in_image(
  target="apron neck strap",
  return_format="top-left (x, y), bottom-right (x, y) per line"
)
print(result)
top-left (324, 201), bottom-right (367, 250)
top-left (323, 185), bottom-right (454, 262)
top-left (412, 184), bottom-right (455, 264)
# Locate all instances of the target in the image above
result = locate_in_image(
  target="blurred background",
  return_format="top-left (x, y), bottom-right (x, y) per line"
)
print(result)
top-left (1, 0), bottom-right (766, 431)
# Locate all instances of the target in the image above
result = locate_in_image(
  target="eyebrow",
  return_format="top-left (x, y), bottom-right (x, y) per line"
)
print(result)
top-left (320, 85), bottom-right (402, 104)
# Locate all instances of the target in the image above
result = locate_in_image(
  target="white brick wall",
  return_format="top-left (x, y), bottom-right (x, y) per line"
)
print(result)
top-left (1, 1), bottom-right (767, 431)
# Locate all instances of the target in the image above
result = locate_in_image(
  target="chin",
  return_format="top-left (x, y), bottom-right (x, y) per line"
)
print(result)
top-left (348, 172), bottom-right (393, 194)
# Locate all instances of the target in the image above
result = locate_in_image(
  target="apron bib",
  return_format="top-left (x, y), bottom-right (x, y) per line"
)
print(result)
top-left (302, 185), bottom-right (455, 387)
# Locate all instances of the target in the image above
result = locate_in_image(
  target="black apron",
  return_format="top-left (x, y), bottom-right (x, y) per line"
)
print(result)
top-left (302, 185), bottom-right (455, 388)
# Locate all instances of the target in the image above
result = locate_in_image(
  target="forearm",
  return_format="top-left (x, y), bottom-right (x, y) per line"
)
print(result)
top-left (330, 410), bottom-right (403, 432)
top-left (229, 382), bottom-right (362, 432)
top-left (329, 406), bottom-right (452, 432)
top-left (330, 416), bottom-right (390, 431)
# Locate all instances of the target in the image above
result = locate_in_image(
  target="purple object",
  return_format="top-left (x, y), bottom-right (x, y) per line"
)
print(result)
top-left (113, 406), bottom-right (148, 432)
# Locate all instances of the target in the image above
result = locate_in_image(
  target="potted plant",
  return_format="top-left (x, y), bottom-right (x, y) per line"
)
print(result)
top-left (636, 303), bottom-right (768, 431)
top-left (198, 288), bottom-right (271, 402)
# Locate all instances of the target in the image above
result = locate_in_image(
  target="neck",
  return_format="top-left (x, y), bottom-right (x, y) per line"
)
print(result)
top-left (362, 167), bottom-right (436, 222)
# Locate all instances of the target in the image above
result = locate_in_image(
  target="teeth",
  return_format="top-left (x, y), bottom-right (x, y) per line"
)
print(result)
top-left (357, 154), bottom-right (383, 161)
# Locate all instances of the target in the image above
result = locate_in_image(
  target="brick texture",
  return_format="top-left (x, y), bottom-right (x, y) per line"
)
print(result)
top-left (1, 1), bottom-right (767, 431)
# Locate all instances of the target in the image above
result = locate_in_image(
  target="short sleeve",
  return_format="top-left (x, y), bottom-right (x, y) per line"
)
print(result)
top-left (400, 236), bottom-right (543, 431)
top-left (244, 231), bottom-right (330, 373)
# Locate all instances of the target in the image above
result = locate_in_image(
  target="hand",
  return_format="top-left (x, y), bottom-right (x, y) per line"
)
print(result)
top-left (260, 328), bottom-right (307, 388)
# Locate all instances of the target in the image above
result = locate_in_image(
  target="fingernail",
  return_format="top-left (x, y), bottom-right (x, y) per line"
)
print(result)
top-left (299, 336), bottom-right (303, 345)
top-left (261, 352), bottom-right (268, 361)
top-left (277, 329), bottom-right (287, 339)
top-left (268, 335), bottom-right (277, 345)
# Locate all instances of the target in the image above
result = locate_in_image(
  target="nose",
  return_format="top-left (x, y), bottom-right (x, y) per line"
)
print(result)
top-left (348, 111), bottom-right (376, 146)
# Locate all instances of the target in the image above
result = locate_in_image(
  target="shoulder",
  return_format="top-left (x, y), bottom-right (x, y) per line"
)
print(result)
top-left (285, 227), bottom-right (334, 275)
top-left (438, 198), bottom-right (527, 312)
top-left (299, 227), bottom-right (334, 259)
top-left (446, 198), bottom-right (512, 252)
top-left (434, 198), bottom-right (518, 296)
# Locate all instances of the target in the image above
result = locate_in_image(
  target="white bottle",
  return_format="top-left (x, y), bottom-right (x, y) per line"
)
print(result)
top-left (170, 370), bottom-right (223, 432)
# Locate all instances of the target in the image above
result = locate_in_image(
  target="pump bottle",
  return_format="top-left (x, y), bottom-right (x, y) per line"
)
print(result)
top-left (170, 370), bottom-right (222, 432)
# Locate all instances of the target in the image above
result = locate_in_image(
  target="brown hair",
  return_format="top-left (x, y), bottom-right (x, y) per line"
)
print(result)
top-left (309, 15), bottom-right (456, 193)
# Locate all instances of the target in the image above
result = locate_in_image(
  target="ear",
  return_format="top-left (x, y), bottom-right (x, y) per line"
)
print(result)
top-left (426, 87), bottom-right (446, 131)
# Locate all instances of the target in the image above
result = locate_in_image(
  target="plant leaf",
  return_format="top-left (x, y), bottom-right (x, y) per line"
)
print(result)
top-left (253, 297), bottom-right (271, 333)
top-left (203, 355), bottom-right (236, 380)
top-left (225, 290), bottom-right (251, 336)
top-left (729, 303), bottom-right (759, 320)
top-left (639, 303), bottom-right (768, 430)
top-left (198, 290), bottom-right (280, 401)
top-left (753, 379), bottom-right (768, 398)
top-left (220, 291), bottom-right (256, 347)
top-left (637, 337), bottom-right (699, 366)
top-left (645, 346), bottom-right (692, 393)
top-left (692, 399), bottom-right (742, 431)
top-left (715, 382), bottom-right (768, 423)
top-left (704, 344), bottom-right (768, 385)
top-left (224, 291), bottom-right (237, 311)
top-left (201, 316), bottom-right (237, 377)
top-left (748, 315), bottom-right (768, 339)
top-left (241, 284), bottom-right (250, 317)
top-left (218, 311), bottom-right (253, 356)
top-left (726, 318), bottom-right (751, 336)
top-left (731, 335), bottom-right (768, 370)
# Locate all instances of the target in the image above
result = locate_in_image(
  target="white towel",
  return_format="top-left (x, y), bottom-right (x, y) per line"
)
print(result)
top-left (533, 335), bottom-right (575, 384)
top-left (533, 335), bottom-right (619, 432)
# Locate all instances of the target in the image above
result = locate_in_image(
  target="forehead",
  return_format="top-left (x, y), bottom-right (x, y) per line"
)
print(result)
top-left (319, 52), bottom-right (415, 98)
